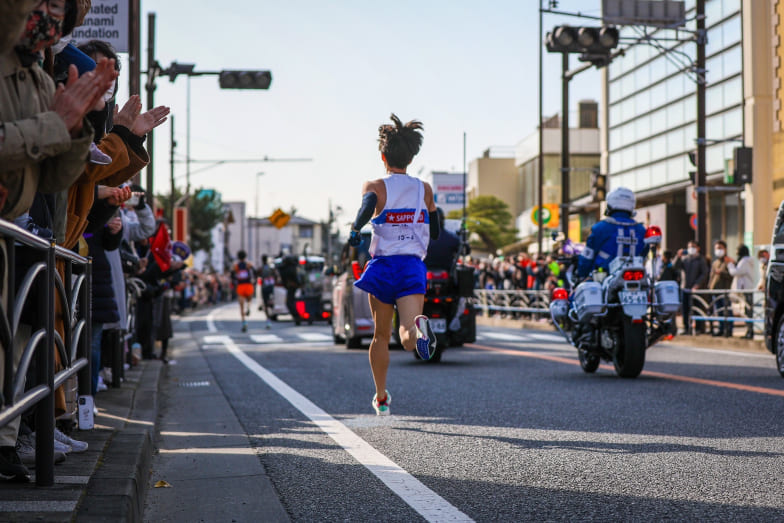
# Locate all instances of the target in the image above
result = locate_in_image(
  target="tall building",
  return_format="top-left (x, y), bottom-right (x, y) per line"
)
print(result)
top-left (603, 0), bottom-right (774, 252)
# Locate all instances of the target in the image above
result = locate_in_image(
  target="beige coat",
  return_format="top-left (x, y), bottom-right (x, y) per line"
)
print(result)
top-left (0, 49), bottom-right (92, 221)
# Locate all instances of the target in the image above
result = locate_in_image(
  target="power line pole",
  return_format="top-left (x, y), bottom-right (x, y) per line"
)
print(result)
top-left (696, 0), bottom-right (707, 248)
top-left (537, 0), bottom-right (544, 254)
top-left (560, 51), bottom-right (570, 241)
top-left (145, 12), bottom-right (156, 206)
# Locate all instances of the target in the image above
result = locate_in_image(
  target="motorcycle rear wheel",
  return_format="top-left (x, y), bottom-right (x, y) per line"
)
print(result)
top-left (578, 349), bottom-right (600, 373)
top-left (613, 317), bottom-right (646, 378)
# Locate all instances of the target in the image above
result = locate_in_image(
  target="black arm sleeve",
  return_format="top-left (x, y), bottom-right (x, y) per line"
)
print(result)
top-left (429, 210), bottom-right (440, 240)
top-left (351, 192), bottom-right (378, 231)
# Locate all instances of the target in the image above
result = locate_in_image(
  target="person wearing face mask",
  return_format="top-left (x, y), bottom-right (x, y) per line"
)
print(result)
top-left (675, 241), bottom-right (709, 335)
top-left (708, 240), bottom-right (734, 336)
top-left (728, 244), bottom-right (756, 339)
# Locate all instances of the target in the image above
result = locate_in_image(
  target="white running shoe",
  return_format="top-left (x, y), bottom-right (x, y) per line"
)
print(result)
top-left (54, 428), bottom-right (88, 453)
top-left (372, 390), bottom-right (391, 416)
top-left (414, 315), bottom-right (437, 360)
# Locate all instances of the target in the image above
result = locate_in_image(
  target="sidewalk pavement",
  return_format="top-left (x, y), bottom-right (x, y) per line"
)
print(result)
top-left (0, 358), bottom-right (162, 522)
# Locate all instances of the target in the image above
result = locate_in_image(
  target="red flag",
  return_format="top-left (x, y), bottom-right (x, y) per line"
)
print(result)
top-left (151, 223), bottom-right (172, 272)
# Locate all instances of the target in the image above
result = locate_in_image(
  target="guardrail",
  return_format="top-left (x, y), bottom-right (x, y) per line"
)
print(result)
top-left (685, 289), bottom-right (764, 335)
top-left (474, 289), bottom-right (552, 317)
top-left (0, 219), bottom-right (91, 486)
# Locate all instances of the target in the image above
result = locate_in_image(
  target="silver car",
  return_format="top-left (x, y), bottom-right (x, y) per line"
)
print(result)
top-left (331, 231), bottom-right (374, 347)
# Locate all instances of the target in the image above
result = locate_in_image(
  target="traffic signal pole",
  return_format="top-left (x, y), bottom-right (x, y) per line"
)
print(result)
top-left (145, 12), bottom-right (156, 208)
top-left (561, 51), bottom-right (570, 240)
top-left (696, 0), bottom-right (707, 248)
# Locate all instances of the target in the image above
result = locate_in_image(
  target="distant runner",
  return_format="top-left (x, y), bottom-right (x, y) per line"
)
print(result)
top-left (349, 113), bottom-right (440, 416)
top-left (258, 254), bottom-right (276, 329)
top-left (232, 250), bottom-right (255, 332)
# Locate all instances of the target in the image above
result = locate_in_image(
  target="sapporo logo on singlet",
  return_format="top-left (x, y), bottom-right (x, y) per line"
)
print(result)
top-left (385, 210), bottom-right (425, 224)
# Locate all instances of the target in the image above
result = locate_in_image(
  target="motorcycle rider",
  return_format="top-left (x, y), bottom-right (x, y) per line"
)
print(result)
top-left (424, 207), bottom-right (460, 271)
top-left (577, 187), bottom-right (648, 280)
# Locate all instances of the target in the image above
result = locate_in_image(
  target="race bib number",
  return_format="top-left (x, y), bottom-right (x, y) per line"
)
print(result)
top-left (263, 277), bottom-right (275, 286)
top-left (237, 269), bottom-right (249, 280)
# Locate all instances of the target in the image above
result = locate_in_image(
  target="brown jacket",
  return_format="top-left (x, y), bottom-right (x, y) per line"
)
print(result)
top-left (708, 256), bottom-right (734, 290)
top-left (59, 131), bottom-right (149, 249)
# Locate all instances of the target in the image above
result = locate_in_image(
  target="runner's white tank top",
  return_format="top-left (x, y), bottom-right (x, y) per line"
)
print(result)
top-left (369, 174), bottom-right (430, 260)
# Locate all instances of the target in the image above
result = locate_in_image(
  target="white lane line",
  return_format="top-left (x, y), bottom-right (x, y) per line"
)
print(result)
top-left (297, 332), bottom-right (332, 342)
top-left (527, 333), bottom-right (566, 343)
top-left (482, 332), bottom-right (527, 341)
top-left (204, 335), bottom-right (231, 344)
top-left (250, 334), bottom-right (284, 344)
top-left (219, 336), bottom-right (473, 522)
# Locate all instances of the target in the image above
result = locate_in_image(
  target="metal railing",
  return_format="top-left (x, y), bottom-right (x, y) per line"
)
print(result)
top-left (0, 219), bottom-right (91, 486)
top-left (474, 289), bottom-right (552, 317)
top-left (684, 288), bottom-right (764, 335)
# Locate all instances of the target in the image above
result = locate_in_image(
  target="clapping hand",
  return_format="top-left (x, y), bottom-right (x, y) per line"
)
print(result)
top-left (52, 59), bottom-right (118, 136)
top-left (113, 95), bottom-right (142, 129)
top-left (130, 105), bottom-right (170, 136)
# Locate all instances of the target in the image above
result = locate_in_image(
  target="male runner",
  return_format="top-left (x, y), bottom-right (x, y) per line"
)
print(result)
top-left (232, 250), bottom-right (255, 332)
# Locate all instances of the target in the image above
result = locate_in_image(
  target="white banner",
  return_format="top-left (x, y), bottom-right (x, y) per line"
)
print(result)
top-left (71, 0), bottom-right (129, 53)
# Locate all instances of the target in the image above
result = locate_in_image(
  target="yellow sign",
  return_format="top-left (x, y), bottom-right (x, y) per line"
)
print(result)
top-left (269, 208), bottom-right (291, 229)
top-left (568, 216), bottom-right (581, 242)
top-left (531, 204), bottom-right (559, 228)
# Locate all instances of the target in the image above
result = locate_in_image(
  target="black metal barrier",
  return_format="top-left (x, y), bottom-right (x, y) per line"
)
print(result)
top-left (0, 219), bottom-right (91, 486)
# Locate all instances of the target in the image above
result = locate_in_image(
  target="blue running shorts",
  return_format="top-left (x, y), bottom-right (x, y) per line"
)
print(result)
top-left (354, 255), bottom-right (426, 305)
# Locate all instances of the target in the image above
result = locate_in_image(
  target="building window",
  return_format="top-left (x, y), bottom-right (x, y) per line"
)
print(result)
top-left (299, 226), bottom-right (313, 238)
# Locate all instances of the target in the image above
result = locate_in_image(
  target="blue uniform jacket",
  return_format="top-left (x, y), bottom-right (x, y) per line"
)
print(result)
top-left (577, 211), bottom-right (648, 278)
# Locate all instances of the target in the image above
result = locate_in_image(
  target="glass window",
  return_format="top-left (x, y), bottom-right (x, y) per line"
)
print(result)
top-left (705, 54), bottom-right (723, 85)
top-left (635, 90), bottom-right (651, 115)
top-left (723, 75), bottom-right (742, 107)
top-left (667, 128), bottom-right (686, 155)
top-left (609, 128), bottom-right (621, 150)
top-left (637, 141), bottom-right (651, 164)
top-left (722, 14), bottom-right (742, 47)
top-left (706, 142), bottom-right (727, 173)
top-left (722, 45), bottom-right (742, 77)
top-left (707, 113), bottom-right (724, 138)
top-left (634, 116), bottom-right (651, 142)
top-left (724, 107), bottom-right (742, 136)
top-left (635, 67), bottom-right (651, 92)
top-left (621, 146), bottom-right (635, 169)
top-left (610, 80), bottom-right (621, 101)
top-left (650, 82), bottom-right (667, 110)
top-left (651, 161), bottom-right (667, 184)
top-left (299, 226), bottom-right (313, 238)
top-left (667, 99), bottom-right (685, 127)
top-left (706, 83), bottom-right (724, 114)
top-left (651, 107), bottom-right (667, 135)
top-left (649, 55), bottom-right (667, 81)
top-left (610, 104), bottom-right (622, 126)
top-left (666, 157), bottom-right (687, 183)
top-left (666, 74), bottom-right (685, 100)
top-left (650, 135), bottom-right (667, 162)
top-left (609, 151), bottom-right (621, 174)
top-left (706, 0), bottom-right (724, 28)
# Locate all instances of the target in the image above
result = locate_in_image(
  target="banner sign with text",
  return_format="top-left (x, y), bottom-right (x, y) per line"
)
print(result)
top-left (71, 0), bottom-right (129, 53)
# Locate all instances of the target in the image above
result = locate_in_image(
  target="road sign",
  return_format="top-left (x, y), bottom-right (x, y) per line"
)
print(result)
top-left (269, 208), bottom-right (291, 229)
top-left (531, 204), bottom-right (559, 228)
top-left (689, 213), bottom-right (697, 231)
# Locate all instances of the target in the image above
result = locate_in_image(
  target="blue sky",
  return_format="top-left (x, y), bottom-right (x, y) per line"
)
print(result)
top-left (129, 0), bottom-right (601, 228)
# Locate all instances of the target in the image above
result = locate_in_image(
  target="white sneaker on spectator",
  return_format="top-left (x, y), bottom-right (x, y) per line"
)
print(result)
top-left (31, 431), bottom-right (71, 453)
top-left (54, 428), bottom-right (88, 453)
top-left (97, 376), bottom-right (108, 392)
top-left (16, 434), bottom-right (66, 464)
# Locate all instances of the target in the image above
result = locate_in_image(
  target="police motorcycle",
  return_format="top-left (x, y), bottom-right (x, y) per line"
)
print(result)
top-left (549, 226), bottom-right (681, 378)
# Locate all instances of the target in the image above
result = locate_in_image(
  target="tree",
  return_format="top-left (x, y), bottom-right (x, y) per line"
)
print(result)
top-left (446, 195), bottom-right (517, 253)
top-left (156, 187), bottom-right (225, 254)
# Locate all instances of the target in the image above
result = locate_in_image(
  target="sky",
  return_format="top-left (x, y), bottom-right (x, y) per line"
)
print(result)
top-left (126, 0), bottom-right (602, 229)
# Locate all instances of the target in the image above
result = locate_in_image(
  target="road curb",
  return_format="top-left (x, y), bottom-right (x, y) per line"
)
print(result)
top-left (75, 360), bottom-right (163, 522)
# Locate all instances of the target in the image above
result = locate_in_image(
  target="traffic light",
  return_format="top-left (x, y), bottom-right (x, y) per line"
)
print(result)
top-left (219, 70), bottom-right (272, 90)
top-left (268, 208), bottom-right (291, 229)
top-left (733, 146), bottom-right (752, 185)
top-left (545, 25), bottom-right (619, 67)
top-left (590, 171), bottom-right (607, 202)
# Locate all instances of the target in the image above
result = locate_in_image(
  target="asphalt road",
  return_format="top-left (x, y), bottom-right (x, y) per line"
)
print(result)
top-left (150, 303), bottom-right (784, 522)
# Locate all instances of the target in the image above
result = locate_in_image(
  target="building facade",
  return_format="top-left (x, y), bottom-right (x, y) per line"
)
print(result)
top-left (603, 0), bottom-right (774, 253)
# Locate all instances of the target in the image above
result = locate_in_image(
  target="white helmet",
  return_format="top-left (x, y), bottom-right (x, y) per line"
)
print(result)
top-left (605, 187), bottom-right (636, 215)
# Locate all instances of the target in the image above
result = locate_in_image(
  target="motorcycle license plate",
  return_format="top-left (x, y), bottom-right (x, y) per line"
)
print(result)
top-left (430, 318), bottom-right (447, 333)
top-left (620, 291), bottom-right (647, 305)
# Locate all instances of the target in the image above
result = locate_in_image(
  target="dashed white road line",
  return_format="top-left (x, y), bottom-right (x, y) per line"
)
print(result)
top-left (250, 334), bottom-right (284, 344)
top-left (205, 309), bottom-right (472, 522)
top-left (481, 332), bottom-right (527, 341)
top-left (296, 332), bottom-right (332, 342)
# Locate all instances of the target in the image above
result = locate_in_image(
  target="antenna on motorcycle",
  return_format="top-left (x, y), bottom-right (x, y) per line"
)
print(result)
top-left (644, 225), bottom-right (662, 245)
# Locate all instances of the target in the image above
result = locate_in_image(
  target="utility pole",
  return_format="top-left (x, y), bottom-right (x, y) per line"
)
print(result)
top-left (560, 51), bottom-right (570, 241)
top-left (144, 12), bottom-right (156, 206)
top-left (169, 114), bottom-right (176, 219)
top-left (696, 0), bottom-right (707, 248)
top-left (537, 0), bottom-right (544, 254)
